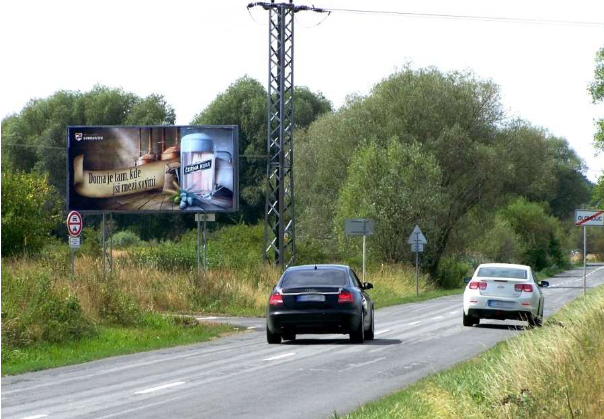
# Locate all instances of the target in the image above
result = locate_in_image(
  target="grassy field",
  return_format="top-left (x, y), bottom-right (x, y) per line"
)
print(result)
top-left (338, 284), bottom-right (604, 419)
top-left (2, 255), bottom-right (454, 320)
top-left (2, 254), bottom-right (461, 375)
top-left (1, 315), bottom-right (236, 376)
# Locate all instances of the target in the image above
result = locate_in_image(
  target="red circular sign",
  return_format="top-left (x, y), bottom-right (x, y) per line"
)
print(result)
top-left (67, 210), bottom-right (83, 237)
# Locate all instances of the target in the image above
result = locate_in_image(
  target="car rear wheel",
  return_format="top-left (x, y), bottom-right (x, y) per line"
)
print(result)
top-left (350, 313), bottom-right (365, 344)
top-left (267, 327), bottom-right (282, 344)
top-left (365, 309), bottom-right (375, 341)
top-left (463, 312), bottom-right (476, 327)
top-left (528, 312), bottom-right (543, 328)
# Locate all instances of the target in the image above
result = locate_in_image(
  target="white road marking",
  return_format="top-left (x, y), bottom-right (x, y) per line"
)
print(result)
top-left (374, 329), bottom-right (391, 335)
top-left (407, 321), bottom-right (422, 326)
top-left (135, 382), bottom-right (186, 395)
top-left (431, 316), bottom-right (444, 320)
top-left (247, 326), bottom-right (257, 330)
top-left (263, 352), bottom-right (296, 361)
top-left (198, 316), bottom-right (219, 320)
top-left (344, 357), bottom-right (386, 370)
top-left (450, 310), bottom-right (459, 314)
top-left (22, 415), bottom-right (48, 419)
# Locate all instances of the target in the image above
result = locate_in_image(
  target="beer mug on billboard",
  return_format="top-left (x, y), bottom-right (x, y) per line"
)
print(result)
top-left (180, 133), bottom-right (231, 199)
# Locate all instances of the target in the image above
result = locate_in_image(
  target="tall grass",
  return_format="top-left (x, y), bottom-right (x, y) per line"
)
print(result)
top-left (341, 284), bottom-right (604, 419)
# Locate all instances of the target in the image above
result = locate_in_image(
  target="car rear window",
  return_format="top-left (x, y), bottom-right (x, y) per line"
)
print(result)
top-left (281, 269), bottom-right (348, 287)
top-left (476, 267), bottom-right (527, 279)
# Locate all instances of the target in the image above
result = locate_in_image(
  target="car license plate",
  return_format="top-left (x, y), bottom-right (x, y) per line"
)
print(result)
top-left (297, 294), bottom-right (325, 302)
top-left (488, 300), bottom-right (514, 309)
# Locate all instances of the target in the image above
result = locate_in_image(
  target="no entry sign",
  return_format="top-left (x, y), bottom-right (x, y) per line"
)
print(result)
top-left (67, 210), bottom-right (83, 237)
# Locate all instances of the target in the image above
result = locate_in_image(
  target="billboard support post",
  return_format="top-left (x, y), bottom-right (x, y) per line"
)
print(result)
top-left (102, 212), bottom-right (106, 275)
top-left (203, 217), bottom-right (208, 271)
top-left (109, 212), bottom-right (113, 272)
top-left (197, 218), bottom-right (201, 274)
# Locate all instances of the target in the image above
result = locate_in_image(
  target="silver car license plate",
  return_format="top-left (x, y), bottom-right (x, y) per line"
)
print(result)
top-left (297, 294), bottom-right (325, 302)
top-left (488, 300), bottom-right (514, 309)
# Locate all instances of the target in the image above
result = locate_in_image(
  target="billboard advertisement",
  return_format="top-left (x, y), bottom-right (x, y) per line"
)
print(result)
top-left (67, 126), bottom-right (238, 213)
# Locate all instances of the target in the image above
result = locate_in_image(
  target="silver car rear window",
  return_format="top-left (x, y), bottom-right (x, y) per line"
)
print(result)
top-left (281, 269), bottom-right (348, 287)
top-left (477, 267), bottom-right (527, 279)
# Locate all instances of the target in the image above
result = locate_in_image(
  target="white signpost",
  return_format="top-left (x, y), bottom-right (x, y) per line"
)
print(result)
top-left (195, 213), bottom-right (216, 272)
top-left (575, 209), bottom-right (604, 296)
top-left (345, 218), bottom-right (375, 282)
top-left (408, 225), bottom-right (428, 296)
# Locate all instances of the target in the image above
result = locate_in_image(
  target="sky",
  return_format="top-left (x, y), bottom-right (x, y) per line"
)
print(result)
top-left (2, 0), bottom-right (603, 181)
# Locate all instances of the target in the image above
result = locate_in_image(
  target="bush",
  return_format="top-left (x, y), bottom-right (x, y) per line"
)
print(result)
top-left (112, 230), bottom-right (142, 249)
top-left (435, 257), bottom-right (470, 289)
top-left (474, 216), bottom-right (523, 264)
top-left (500, 198), bottom-right (568, 270)
top-left (1, 171), bottom-right (61, 256)
top-left (129, 223), bottom-right (265, 271)
top-left (99, 285), bottom-right (142, 326)
top-left (1, 269), bottom-right (96, 347)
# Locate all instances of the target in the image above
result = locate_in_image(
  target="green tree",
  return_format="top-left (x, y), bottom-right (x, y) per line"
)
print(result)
top-left (1, 86), bottom-right (176, 195)
top-left (589, 47), bottom-right (604, 214)
top-left (191, 76), bottom-right (332, 222)
top-left (500, 198), bottom-right (566, 270)
top-left (297, 67), bottom-right (510, 276)
top-left (335, 139), bottom-right (441, 262)
top-left (593, 172), bottom-right (604, 207)
top-left (589, 46), bottom-right (604, 150)
top-left (1, 171), bottom-right (61, 256)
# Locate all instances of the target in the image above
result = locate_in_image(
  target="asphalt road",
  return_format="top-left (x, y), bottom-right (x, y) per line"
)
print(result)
top-left (3, 264), bottom-right (603, 419)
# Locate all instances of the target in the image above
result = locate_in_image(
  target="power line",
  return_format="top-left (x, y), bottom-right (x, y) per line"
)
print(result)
top-left (321, 7), bottom-right (604, 28)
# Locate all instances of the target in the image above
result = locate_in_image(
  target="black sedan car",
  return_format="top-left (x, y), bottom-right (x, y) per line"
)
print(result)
top-left (266, 264), bottom-right (375, 344)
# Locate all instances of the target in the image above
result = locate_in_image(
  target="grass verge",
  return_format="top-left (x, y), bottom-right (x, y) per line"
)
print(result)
top-left (1, 315), bottom-right (237, 376)
top-left (337, 284), bottom-right (604, 419)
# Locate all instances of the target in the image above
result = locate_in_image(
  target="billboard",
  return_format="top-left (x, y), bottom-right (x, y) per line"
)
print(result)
top-left (67, 126), bottom-right (238, 213)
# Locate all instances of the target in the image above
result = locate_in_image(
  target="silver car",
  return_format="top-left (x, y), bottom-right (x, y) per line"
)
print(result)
top-left (463, 263), bottom-right (549, 327)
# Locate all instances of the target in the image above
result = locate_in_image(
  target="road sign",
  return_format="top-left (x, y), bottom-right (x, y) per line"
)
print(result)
top-left (407, 225), bottom-right (427, 245)
top-left (67, 210), bottom-right (83, 237)
top-left (411, 243), bottom-right (424, 253)
top-left (345, 218), bottom-right (375, 236)
top-left (575, 209), bottom-right (604, 226)
top-left (69, 237), bottom-right (81, 248)
top-left (195, 213), bottom-right (216, 222)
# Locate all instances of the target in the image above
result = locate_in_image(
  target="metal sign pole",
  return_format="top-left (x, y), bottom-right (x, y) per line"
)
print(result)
top-left (415, 245), bottom-right (419, 297)
top-left (416, 233), bottom-right (420, 296)
top-left (102, 212), bottom-right (106, 275)
top-left (583, 225), bottom-right (587, 296)
top-left (362, 234), bottom-right (366, 283)
top-left (71, 247), bottom-right (75, 275)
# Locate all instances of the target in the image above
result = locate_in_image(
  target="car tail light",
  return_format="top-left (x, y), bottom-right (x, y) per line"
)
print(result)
top-left (338, 289), bottom-right (354, 304)
top-left (469, 281), bottom-right (487, 290)
top-left (269, 293), bottom-right (284, 306)
top-left (515, 284), bottom-right (533, 293)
